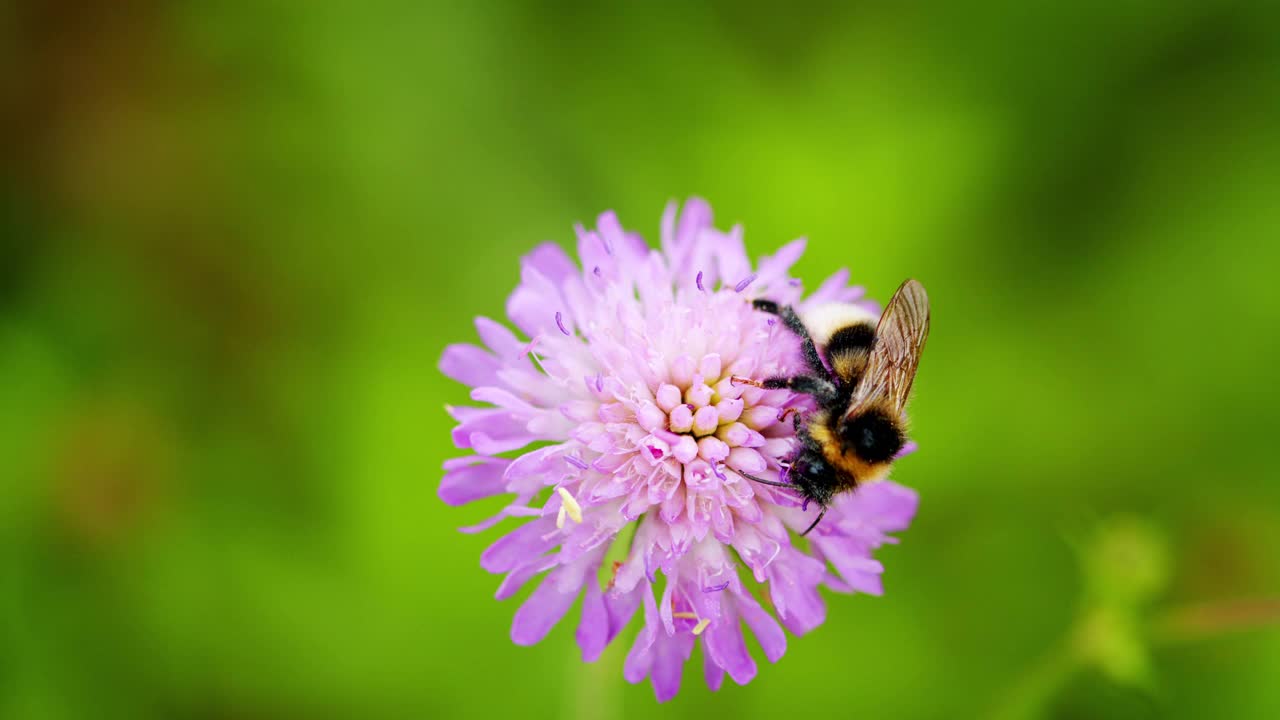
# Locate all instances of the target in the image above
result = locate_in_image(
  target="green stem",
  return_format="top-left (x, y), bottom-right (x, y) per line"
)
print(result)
top-left (984, 640), bottom-right (1079, 720)
top-left (566, 642), bottom-right (625, 720)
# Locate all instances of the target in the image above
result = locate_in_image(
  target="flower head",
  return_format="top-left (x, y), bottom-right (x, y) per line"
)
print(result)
top-left (439, 199), bottom-right (919, 701)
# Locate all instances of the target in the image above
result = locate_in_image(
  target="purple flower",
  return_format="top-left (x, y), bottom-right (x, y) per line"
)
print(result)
top-left (439, 199), bottom-right (918, 701)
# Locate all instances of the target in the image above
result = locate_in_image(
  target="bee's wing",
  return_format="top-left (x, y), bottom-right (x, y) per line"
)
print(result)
top-left (845, 278), bottom-right (930, 418)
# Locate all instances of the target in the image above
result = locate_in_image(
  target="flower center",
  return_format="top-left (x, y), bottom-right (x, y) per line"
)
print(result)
top-left (643, 351), bottom-right (778, 471)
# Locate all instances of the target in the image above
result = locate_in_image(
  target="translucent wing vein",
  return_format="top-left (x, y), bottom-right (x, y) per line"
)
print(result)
top-left (845, 278), bottom-right (930, 418)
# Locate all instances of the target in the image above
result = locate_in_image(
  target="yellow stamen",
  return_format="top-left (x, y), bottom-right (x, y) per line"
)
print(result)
top-left (671, 612), bottom-right (699, 620)
top-left (556, 506), bottom-right (567, 529)
top-left (692, 618), bottom-right (711, 635)
top-left (557, 487), bottom-right (583, 524)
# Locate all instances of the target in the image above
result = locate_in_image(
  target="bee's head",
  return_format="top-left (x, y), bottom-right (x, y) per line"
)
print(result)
top-left (789, 453), bottom-right (836, 506)
top-left (840, 409), bottom-right (905, 464)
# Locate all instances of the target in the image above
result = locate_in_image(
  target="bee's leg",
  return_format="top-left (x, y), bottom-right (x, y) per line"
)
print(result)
top-left (752, 300), bottom-right (830, 380)
top-left (800, 507), bottom-right (827, 536)
top-left (761, 375), bottom-right (840, 407)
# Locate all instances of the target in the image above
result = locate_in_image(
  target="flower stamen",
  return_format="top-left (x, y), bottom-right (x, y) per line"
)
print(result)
top-left (692, 618), bottom-right (711, 635)
top-left (557, 487), bottom-right (583, 524)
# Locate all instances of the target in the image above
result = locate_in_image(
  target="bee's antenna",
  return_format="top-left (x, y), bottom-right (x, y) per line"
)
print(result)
top-left (728, 468), bottom-right (793, 489)
top-left (800, 508), bottom-right (827, 536)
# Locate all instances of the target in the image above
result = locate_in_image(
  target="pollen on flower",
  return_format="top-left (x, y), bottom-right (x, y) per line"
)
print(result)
top-left (556, 487), bottom-right (583, 524)
top-left (438, 197), bottom-right (920, 703)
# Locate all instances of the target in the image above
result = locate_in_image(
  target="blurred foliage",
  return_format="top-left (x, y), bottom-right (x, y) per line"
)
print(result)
top-left (3, 1), bottom-right (1280, 718)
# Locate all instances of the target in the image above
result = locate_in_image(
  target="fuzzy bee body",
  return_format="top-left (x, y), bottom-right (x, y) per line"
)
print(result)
top-left (736, 280), bottom-right (930, 534)
top-left (802, 302), bottom-right (878, 385)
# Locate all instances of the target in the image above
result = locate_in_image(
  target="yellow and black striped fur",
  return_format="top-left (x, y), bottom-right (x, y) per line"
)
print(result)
top-left (732, 279), bottom-right (930, 535)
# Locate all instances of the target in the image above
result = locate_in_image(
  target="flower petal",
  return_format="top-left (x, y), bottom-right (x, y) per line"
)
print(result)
top-left (821, 542), bottom-right (886, 595)
top-left (703, 611), bottom-right (757, 686)
top-left (524, 242), bottom-right (578, 284)
top-left (605, 582), bottom-right (644, 642)
top-left (439, 344), bottom-right (501, 388)
top-left (703, 650), bottom-right (726, 692)
top-left (474, 316), bottom-right (525, 361)
top-left (846, 480), bottom-right (919, 533)
top-left (756, 237), bottom-right (807, 287)
top-left (735, 590), bottom-right (787, 663)
top-left (481, 518), bottom-right (556, 573)
top-left (511, 566), bottom-right (583, 646)
top-left (450, 408), bottom-right (536, 453)
top-left (766, 546), bottom-right (828, 635)
top-left (650, 628), bottom-right (695, 702)
top-left (577, 579), bottom-right (609, 662)
top-left (664, 197), bottom-right (712, 272)
top-left (624, 584), bottom-right (660, 684)
top-left (495, 555), bottom-right (558, 600)
top-left (438, 458), bottom-right (511, 506)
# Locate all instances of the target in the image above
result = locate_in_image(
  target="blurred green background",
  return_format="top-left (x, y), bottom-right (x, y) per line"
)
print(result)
top-left (3, 2), bottom-right (1279, 718)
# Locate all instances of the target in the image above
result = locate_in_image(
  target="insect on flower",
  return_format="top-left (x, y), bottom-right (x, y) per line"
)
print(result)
top-left (439, 199), bottom-right (922, 701)
top-left (731, 278), bottom-right (930, 535)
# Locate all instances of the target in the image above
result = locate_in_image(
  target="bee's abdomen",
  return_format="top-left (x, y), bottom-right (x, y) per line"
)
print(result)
top-left (826, 322), bottom-right (876, 385)
top-left (839, 408), bottom-right (904, 464)
top-left (801, 302), bottom-right (878, 385)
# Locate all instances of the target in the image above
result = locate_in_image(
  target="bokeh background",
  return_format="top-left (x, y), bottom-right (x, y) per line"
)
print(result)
top-left (4, 2), bottom-right (1280, 718)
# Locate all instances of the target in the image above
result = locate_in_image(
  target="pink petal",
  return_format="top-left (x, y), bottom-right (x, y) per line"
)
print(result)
top-left (495, 555), bottom-right (558, 599)
top-left (439, 344), bottom-right (501, 388)
top-left (650, 629), bottom-right (695, 702)
top-left (474, 316), bottom-right (524, 360)
top-left (800, 268), bottom-right (852, 308)
top-left (756, 237), bottom-right (807, 284)
top-left (822, 546), bottom-right (886, 596)
top-left (623, 584), bottom-right (660, 683)
top-left (714, 225), bottom-right (752, 290)
top-left (577, 579), bottom-right (610, 662)
top-left (605, 583), bottom-right (644, 643)
top-left (845, 481), bottom-right (919, 532)
top-left (524, 242), bottom-right (578, 284)
top-left (735, 590), bottom-right (787, 663)
top-left (703, 651), bottom-right (726, 692)
top-left (703, 611), bottom-right (757, 686)
top-left (480, 519), bottom-right (556, 573)
top-left (511, 567), bottom-right (583, 646)
top-left (438, 459), bottom-right (511, 506)
top-left (766, 547), bottom-right (828, 635)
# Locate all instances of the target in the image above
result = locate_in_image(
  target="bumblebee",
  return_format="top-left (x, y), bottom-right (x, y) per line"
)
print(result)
top-left (733, 279), bottom-right (931, 535)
